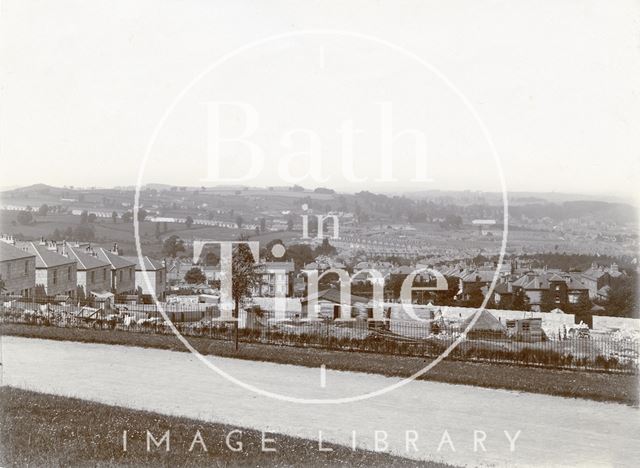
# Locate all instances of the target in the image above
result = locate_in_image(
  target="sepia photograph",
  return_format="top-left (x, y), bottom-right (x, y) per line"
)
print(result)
top-left (0, 1), bottom-right (639, 466)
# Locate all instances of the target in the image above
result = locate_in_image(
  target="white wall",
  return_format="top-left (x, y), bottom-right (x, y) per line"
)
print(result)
top-left (592, 315), bottom-right (640, 332)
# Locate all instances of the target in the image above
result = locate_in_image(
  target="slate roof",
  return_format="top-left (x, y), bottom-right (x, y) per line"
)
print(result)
top-left (461, 270), bottom-right (495, 283)
top-left (23, 242), bottom-right (76, 268)
top-left (95, 248), bottom-right (136, 270)
top-left (122, 255), bottom-right (164, 271)
top-left (0, 242), bottom-right (35, 262)
top-left (66, 245), bottom-right (111, 270)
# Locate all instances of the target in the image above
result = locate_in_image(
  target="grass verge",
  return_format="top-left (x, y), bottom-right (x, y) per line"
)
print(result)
top-left (0, 387), bottom-right (445, 467)
top-left (2, 323), bottom-right (638, 406)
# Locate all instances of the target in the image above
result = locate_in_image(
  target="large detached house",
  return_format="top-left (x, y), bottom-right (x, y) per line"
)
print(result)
top-left (510, 271), bottom-right (590, 311)
top-left (0, 241), bottom-right (36, 297)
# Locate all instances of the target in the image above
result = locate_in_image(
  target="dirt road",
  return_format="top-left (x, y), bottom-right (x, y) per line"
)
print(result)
top-left (2, 336), bottom-right (638, 467)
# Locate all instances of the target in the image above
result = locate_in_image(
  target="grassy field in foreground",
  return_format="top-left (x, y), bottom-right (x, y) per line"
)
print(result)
top-left (1, 323), bottom-right (638, 406)
top-left (0, 387), bottom-right (445, 467)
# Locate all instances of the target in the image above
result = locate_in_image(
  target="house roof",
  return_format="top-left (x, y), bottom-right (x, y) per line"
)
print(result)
top-left (95, 248), bottom-right (136, 270)
top-left (66, 245), bottom-right (111, 270)
top-left (581, 267), bottom-right (607, 280)
top-left (461, 270), bottom-right (495, 283)
top-left (122, 255), bottom-right (164, 271)
top-left (493, 282), bottom-right (513, 295)
top-left (565, 276), bottom-right (588, 291)
top-left (0, 242), bottom-right (35, 262)
top-left (23, 242), bottom-right (76, 268)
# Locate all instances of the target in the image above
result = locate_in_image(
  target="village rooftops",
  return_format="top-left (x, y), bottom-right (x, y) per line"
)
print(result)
top-left (582, 262), bottom-right (624, 280)
top-left (460, 270), bottom-right (495, 283)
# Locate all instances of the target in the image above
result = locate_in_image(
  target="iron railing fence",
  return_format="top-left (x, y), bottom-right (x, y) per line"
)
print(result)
top-left (1, 297), bottom-right (637, 374)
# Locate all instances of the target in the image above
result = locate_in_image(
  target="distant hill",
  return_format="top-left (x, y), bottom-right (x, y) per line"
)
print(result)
top-left (510, 201), bottom-right (637, 224)
top-left (0, 183), bottom-right (60, 195)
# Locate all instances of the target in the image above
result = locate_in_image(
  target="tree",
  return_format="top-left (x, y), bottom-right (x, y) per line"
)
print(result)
top-left (16, 210), bottom-right (33, 225)
top-left (605, 276), bottom-right (636, 317)
top-left (385, 275), bottom-right (405, 300)
top-left (162, 235), bottom-right (185, 258)
top-left (38, 204), bottom-right (49, 216)
top-left (465, 288), bottom-right (485, 308)
top-left (184, 267), bottom-right (206, 284)
top-left (112, 211), bottom-right (118, 223)
top-left (88, 213), bottom-right (97, 223)
top-left (80, 210), bottom-right (89, 224)
top-left (138, 208), bottom-right (148, 222)
top-left (185, 216), bottom-right (194, 229)
top-left (121, 212), bottom-right (132, 223)
top-left (286, 216), bottom-right (294, 231)
top-left (511, 288), bottom-right (530, 311)
top-left (315, 238), bottom-right (336, 256)
top-left (570, 294), bottom-right (592, 314)
top-left (231, 243), bottom-right (261, 350)
top-left (235, 215), bottom-right (244, 229)
top-left (155, 223), bottom-right (161, 239)
top-left (259, 218), bottom-right (266, 232)
top-left (435, 276), bottom-right (458, 306)
top-left (539, 290), bottom-right (557, 312)
top-left (204, 251), bottom-right (219, 266)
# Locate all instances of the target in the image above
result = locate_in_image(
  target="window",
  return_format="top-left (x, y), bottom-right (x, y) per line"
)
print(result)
top-left (103, 269), bottom-right (107, 281)
top-left (7, 263), bottom-right (11, 278)
top-left (68, 266), bottom-right (71, 280)
top-left (53, 269), bottom-right (58, 285)
top-left (91, 271), bottom-right (95, 283)
top-left (129, 268), bottom-right (133, 279)
top-left (24, 261), bottom-right (28, 275)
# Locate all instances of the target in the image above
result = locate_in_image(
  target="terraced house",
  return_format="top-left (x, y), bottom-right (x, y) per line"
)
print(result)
top-left (65, 244), bottom-right (112, 298)
top-left (95, 245), bottom-right (136, 296)
top-left (0, 241), bottom-right (36, 297)
top-left (22, 241), bottom-right (77, 298)
top-left (122, 255), bottom-right (166, 301)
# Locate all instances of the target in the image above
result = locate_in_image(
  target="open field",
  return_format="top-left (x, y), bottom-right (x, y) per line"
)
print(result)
top-left (0, 387), bottom-right (433, 467)
top-left (0, 210), bottom-right (299, 257)
top-left (2, 323), bottom-right (637, 405)
top-left (3, 336), bottom-right (639, 467)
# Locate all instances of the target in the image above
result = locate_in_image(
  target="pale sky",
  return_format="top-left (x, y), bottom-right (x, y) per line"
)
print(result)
top-left (1, 0), bottom-right (639, 200)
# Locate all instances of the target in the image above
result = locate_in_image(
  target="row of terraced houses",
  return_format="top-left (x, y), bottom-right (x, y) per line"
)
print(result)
top-left (0, 235), bottom-right (166, 302)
